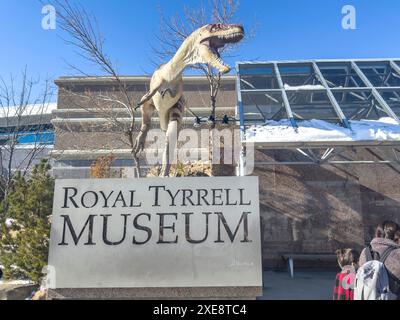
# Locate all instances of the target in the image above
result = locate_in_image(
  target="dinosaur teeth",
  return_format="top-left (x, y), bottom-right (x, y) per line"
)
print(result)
top-left (213, 57), bottom-right (229, 69)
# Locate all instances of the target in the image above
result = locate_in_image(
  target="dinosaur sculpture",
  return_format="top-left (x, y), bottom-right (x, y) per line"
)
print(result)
top-left (134, 23), bottom-right (244, 177)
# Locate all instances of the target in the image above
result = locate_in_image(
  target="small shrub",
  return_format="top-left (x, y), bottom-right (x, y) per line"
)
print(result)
top-left (0, 160), bottom-right (54, 284)
top-left (90, 153), bottom-right (121, 178)
top-left (147, 161), bottom-right (212, 177)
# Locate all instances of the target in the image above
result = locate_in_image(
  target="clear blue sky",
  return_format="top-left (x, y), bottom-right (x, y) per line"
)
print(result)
top-left (0, 0), bottom-right (399, 83)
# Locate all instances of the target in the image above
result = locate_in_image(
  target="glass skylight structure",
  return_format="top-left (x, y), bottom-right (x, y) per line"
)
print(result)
top-left (236, 59), bottom-right (400, 132)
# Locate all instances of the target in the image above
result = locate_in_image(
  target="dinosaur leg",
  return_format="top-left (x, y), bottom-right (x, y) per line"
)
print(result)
top-left (133, 101), bottom-right (155, 156)
top-left (135, 87), bottom-right (160, 110)
top-left (161, 99), bottom-right (184, 177)
top-left (135, 74), bottom-right (164, 110)
top-left (161, 121), bottom-right (178, 177)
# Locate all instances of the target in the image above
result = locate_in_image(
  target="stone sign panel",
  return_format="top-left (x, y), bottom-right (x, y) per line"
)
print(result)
top-left (48, 177), bottom-right (262, 289)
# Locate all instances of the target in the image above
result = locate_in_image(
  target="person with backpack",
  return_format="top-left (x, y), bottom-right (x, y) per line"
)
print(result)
top-left (355, 221), bottom-right (400, 300)
top-left (333, 249), bottom-right (359, 300)
top-left (394, 230), bottom-right (400, 245)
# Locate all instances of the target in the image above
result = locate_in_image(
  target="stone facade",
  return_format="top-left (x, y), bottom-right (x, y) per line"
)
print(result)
top-left (255, 148), bottom-right (400, 268)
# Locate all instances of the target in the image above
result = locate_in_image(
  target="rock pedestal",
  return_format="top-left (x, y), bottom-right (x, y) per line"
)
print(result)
top-left (47, 287), bottom-right (262, 300)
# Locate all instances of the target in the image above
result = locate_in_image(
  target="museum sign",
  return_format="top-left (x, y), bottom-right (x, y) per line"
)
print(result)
top-left (48, 177), bottom-right (262, 289)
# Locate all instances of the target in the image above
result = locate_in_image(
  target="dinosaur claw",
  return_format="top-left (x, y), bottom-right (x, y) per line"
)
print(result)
top-left (220, 65), bottom-right (231, 74)
top-left (133, 131), bottom-right (147, 156)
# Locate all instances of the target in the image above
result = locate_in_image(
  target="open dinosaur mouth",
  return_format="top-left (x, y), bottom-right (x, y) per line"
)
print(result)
top-left (200, 30), bottom-right (244, 72)
top-left (209, 32), bottom-right (244, 47)
top-left (201, 31), bottom-right (244, 51)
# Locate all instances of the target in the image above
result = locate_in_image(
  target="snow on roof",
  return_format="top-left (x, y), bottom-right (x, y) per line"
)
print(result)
top-left (0, 102), bottom-right (57, 118)
top-left (244, 118), bottom-right (400, 143)
top-left (284, 84), bottom-right (325, 91)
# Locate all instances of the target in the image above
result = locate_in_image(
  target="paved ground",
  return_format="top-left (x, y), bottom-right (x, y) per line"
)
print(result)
top-left (2, 270), bottom-right (338, 300)
top-left (260, 270), bottom-right (338, 300)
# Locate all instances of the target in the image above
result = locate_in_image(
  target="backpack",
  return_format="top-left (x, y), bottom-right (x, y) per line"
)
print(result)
top-left (354, 245), bottom-right (399, 300)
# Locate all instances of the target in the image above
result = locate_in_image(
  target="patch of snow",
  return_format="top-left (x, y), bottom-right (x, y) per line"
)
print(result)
top-left (244, 117), bottom-right (400, 143)
top-left (0, 102), bottom-right (57, 118)
top-left (0, 279), bottom-right (33, 285)
top-left (284, 84), bottom-right (325, 91)
top-left (5, 218), bottom-right (15, 228)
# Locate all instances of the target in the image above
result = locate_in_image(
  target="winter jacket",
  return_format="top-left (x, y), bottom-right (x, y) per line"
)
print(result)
top-left (333, 269), bottom-right (355, 300)
top-left (359, 238), bottom-right (400, 295)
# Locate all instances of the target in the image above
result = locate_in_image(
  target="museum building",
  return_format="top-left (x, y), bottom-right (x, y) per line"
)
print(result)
top-left (0, 102), bottom-right (56, 175)
top-left (52, 59), bottom-right (400, 268)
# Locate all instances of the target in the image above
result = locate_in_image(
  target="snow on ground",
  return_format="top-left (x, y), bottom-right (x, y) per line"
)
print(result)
top-left (5, 218), bottom-right (15, 228)
top-left (0, 279), bottom-right (33, 285)
top-left (0, 264), bottom-right (33, 286)
top-left (244, 117), bottom-right (400, 143)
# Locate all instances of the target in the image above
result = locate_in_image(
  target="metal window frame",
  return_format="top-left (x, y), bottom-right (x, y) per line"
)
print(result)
top-left (312, 62), bottom-right (351, 129)
top-left (350, 61), bottom-right (400, 123)
top-left (237, 59), bottom-right (400, 128)
top-left (236, 59), bottom-right (400, 172)
top-left (273, 63), bottom-right (298, 128)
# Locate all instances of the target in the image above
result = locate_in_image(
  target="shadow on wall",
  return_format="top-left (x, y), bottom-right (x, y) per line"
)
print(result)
top-left (256, 148), bottom-right (400, 269)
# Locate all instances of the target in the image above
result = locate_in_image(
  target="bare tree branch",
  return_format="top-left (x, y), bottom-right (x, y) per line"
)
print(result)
top-left (154, 0), bottom-right (252, 127)
top-left (153, 0), bottom-right (253, 176)
top-left (50, 0), bottom-right (142, 176)
top-left (0, 69), bottom-right (55, 203)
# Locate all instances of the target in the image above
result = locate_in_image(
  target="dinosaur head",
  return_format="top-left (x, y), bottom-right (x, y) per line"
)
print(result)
top-left (195, 24), bottom-right (244, 74)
